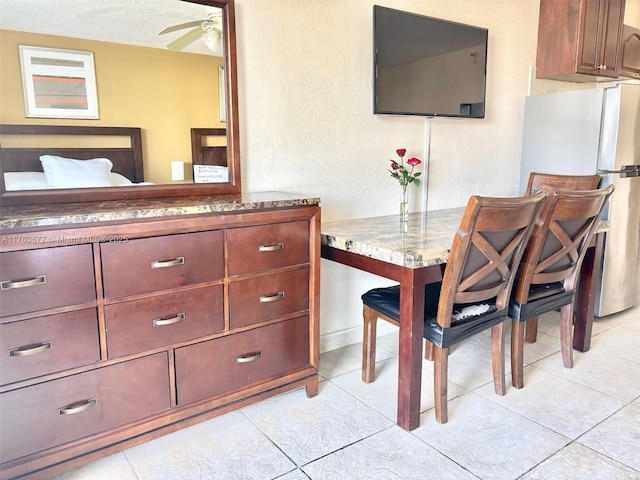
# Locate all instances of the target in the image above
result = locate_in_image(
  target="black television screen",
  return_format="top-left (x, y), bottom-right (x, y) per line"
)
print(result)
top-left (373, 5), bottom-right (488, 118)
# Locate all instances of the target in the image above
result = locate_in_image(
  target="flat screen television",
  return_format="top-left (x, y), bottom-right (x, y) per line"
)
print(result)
top-left (373, 5), bottom-right (488, 118)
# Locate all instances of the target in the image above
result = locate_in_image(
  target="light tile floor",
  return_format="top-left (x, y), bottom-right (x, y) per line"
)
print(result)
top-left (52, 306), bottom-right (640, 480)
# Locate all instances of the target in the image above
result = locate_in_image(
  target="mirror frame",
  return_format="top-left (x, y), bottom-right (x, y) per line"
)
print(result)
top-left (0, 0), bottom-right (240, 206)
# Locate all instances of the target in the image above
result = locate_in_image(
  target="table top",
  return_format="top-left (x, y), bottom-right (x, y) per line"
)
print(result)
top-left (321, 208), bottom-right (465, 269)
top-left (321, 208), bottom-right (609, 270)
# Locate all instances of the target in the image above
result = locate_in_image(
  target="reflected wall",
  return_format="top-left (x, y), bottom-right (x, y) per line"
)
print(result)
top-left (0, 29), bottom-right (223, 184)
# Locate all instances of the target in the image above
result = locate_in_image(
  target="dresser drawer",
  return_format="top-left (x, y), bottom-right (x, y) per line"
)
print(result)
top-left (105, 285), bottom-right (224, 358)
top-left (175, 316), bottom-right (310, 405)
top-left (0, 245), bottom-right (96, 317)
top-left (227, 221), bottom-right (309, 276)
top-left (101, 231), bottom-right (223, 298)
top-left (0, 309), bottom-right (100, 386)
top-left (229, 268), bottom-right (309, 329)
top-left (0, 352), bottom-right (170, 464)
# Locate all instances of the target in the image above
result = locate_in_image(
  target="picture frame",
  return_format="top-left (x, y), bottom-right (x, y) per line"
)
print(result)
top-left (19, 45), bottom-right (99, 119)
top-left (218, 65), bottom-right (226, 123)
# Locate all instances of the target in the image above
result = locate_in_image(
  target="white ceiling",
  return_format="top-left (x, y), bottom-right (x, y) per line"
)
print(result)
top-left (0, 0), bottom-right (219, 55)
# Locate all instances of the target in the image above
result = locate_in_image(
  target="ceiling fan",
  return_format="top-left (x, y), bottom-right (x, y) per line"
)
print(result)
top-left (159, 10), bottom-right (223, 54)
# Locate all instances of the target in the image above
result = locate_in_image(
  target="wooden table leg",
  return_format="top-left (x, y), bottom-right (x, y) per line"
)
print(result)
top-left (573, 231), bottom-right (604, 352)
top-left (397, 268), bottom-right (426, 431)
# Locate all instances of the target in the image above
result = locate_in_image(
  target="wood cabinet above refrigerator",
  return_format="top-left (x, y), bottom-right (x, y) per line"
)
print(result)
top-left (536, 0), bottom-right (626, 82)
top-left (620, 24), bottom-right (640, 78)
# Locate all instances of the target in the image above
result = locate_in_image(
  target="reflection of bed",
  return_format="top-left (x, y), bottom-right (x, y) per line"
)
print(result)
top-left (191, 128), bottom-right (227, 167)
top-left (0, 124), bottom-right (144, 192)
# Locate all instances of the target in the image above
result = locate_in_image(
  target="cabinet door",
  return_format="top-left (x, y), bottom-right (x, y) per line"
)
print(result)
top-left (229, 268), bottom-right (309, 329)
top-left (174, 316), bottom-right (310, 405)
top-left (0, 353), bottom-right (170, 464)
top-left (101, 231), bottom-right (223, 298)
top-left (620, 25), bottom-right (640, 79)
top-left (104, 285), bottom-right (224, 358)
top-left (0, 245), bottom-right (96, 317)
top-left (0, 309), bottom-right (100, 386)
top-left (227, 221), bottom-right (309, 276)
top-left (578, 0), bottom-right (624, 76)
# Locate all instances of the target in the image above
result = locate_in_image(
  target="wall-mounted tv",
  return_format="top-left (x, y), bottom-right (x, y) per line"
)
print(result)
top-left (373, 5), bottom-right (488, 118)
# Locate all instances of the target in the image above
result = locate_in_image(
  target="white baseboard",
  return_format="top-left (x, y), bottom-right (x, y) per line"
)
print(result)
top-left (319, 322), bottom-right (398, 353)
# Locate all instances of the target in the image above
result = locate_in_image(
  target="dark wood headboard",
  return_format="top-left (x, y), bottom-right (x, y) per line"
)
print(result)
top-left (0, 125), bottom-right (144, 183)
top-left (191, 128), bottom-right (227, 167)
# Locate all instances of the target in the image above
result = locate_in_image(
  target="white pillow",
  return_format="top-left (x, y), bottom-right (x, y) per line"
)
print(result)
top-left (40, 155), bottom-right (113, 189)
top-left (4, 170), bottom-right (134, 190)
top-left (3, 171), bottom-right (48, 191)
top-left (108, 172), bottom-right (133, 185)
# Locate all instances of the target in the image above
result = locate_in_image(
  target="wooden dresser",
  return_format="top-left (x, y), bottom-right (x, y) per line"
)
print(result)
top-left (0, 192), bottom-right (320, 479)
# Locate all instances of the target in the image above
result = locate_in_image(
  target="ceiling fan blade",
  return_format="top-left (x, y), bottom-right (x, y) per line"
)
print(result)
top-left (159, 20), bottom-right (204, 35)
top-left (166, 26), bottom-right (204, 52)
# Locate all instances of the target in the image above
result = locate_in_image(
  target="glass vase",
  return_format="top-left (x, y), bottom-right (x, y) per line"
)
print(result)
top-left (400, 188), bottom-right (409, 221)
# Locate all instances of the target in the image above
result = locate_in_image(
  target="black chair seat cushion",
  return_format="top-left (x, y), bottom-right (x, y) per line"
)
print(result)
top-left (509, 282), bottom-right (574, 322)
top-left (362, 284), bottom-right (507, 349)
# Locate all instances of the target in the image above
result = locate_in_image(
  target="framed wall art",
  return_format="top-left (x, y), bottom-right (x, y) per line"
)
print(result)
top-left (19, 45), bottom-right (99, 119)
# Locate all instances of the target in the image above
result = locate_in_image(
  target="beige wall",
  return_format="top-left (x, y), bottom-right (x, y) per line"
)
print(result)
top-left (0, 29), bottom-right (222, 183)
top-left (234, 0), bottom-right (545, 350)
top-left (626, 0), bottom-right (640, 25)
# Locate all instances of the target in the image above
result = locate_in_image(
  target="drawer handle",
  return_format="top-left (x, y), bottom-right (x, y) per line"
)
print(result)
top-left (153, 312), bottom-right (186, 327)
top-left (150, 257), bottom-right (185, 269)
top-left (8, 341), bottom-right (52, 357)
top-left (236, 351), bottom-right (262, 363)
top-left (1, 275), bottom-right (46, 290)
top-left (58, 398), bottom-right (98, 416)
top-left (258, 243), bottom-right (284, 252)
top-left (259, 291), bottom-right (285, 303)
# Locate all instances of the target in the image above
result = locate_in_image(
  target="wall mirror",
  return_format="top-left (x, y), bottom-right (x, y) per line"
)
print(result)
top-left (0, 0), bottom-right (241, 206)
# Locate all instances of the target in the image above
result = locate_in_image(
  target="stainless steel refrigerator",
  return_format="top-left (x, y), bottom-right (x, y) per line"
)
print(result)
top-left (520, 83), bottom-right (640, 317)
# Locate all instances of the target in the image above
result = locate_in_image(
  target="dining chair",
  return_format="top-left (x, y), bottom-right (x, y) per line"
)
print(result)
top-left (361, 191), bottom-right (546, 423)
top-left (522, 172), bottom-right (601, 343)
top-left (525, 172), bottom-right (602, 195)
top-left (509, 185), bottom-right (614, 389)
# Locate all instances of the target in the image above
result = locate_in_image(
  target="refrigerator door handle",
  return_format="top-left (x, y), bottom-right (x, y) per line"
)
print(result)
top-left (597, 165), bottom-right (640, 177)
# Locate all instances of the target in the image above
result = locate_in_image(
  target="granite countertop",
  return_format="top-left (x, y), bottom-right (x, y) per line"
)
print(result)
top-left (0, 191), bottom-right (320, 230)
top-left (321, 209), bottom-right (610, 269)
top-left (321, 209), bottom-right (464, 269)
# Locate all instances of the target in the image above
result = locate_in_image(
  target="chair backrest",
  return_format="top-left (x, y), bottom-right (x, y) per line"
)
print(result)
top-left (437, 191), bottom-right (547, 327)
top-left (513, 185), bottom-right (614, 304)
top-left (525, 172), bottom-right (601, 195)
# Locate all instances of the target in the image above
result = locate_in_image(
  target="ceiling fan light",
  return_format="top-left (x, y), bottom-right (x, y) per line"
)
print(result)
top-left (202, 31), bottom-right (223, 56)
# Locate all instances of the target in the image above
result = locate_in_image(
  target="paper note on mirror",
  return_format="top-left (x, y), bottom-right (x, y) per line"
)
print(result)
top-left (193, 165), bottom-right (229, 183)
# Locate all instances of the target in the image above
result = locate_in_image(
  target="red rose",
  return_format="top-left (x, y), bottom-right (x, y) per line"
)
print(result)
top-left (396, 148), bottom-right (406, 157)
top-left (407, 157), bottom-right (421, 166)
top-left (390, 162), bottom-right (399, 170)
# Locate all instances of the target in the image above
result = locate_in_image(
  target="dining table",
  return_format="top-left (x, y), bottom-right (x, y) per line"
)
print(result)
top-left (320, 208), bottom-right (606, 431)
